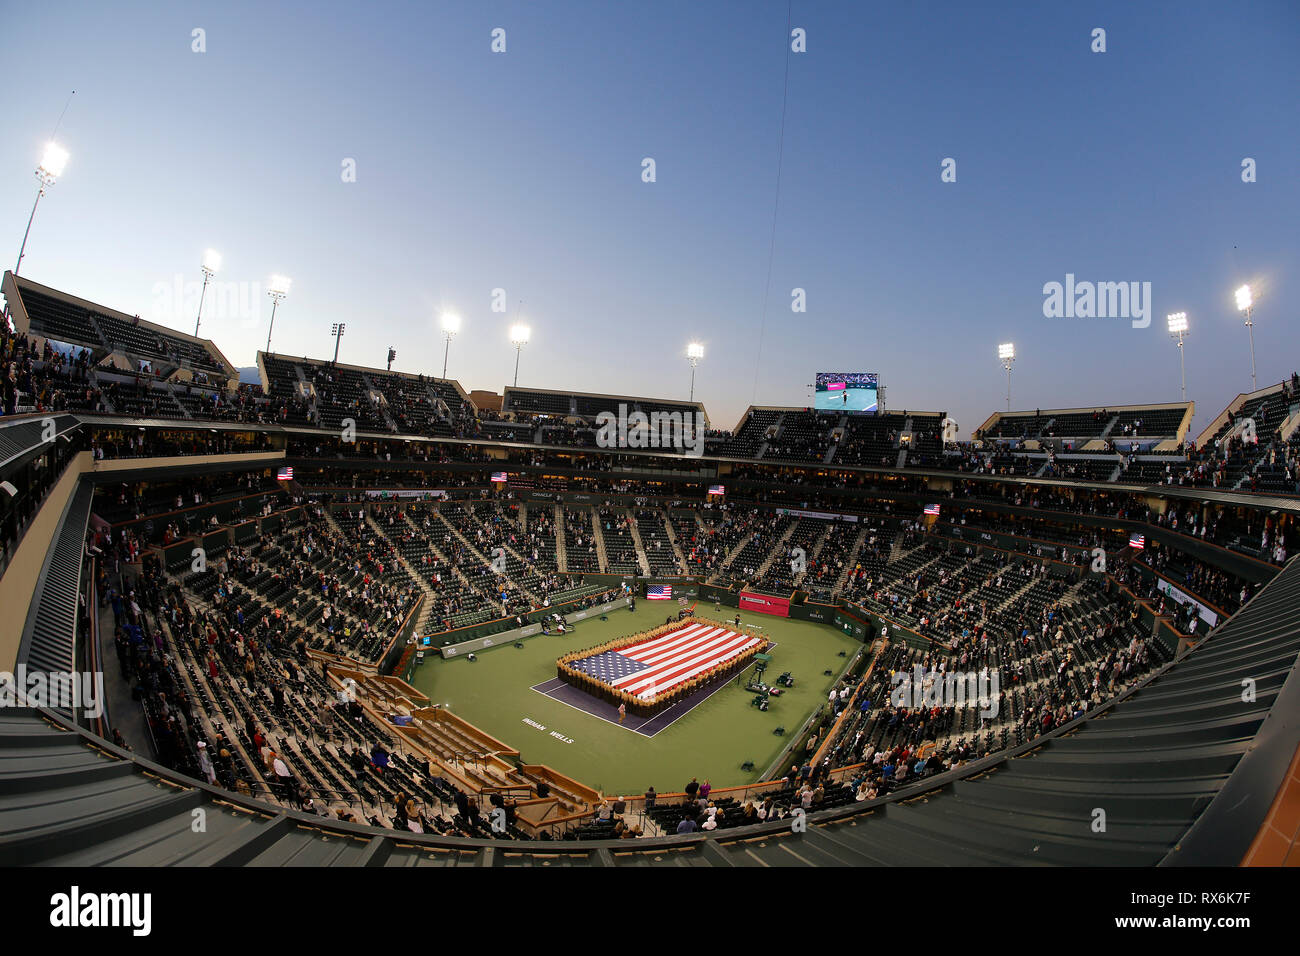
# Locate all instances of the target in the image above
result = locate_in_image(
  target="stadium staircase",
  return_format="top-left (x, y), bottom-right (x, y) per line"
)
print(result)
top-left (822, 418), bottom-right (846, 464)
top-left (832, 524), bottom-right (871, 591)
top-left (551, 503), bottom-right (568, 569)
top-left (888, 533), bottom-right (925, 565)
top-left (624, 508), bottom-right (653, 575)
top-left (163, 381), bottom-right (192, 420)
top-left (993, 571), bottom-right (1048, 615)
top-left (755, 520), bottom-right (800, 578)
top-left (360, 373), bottom-right (400, 433)
top-left (394, 509), bottom-right (490, 616)
top-left (433, 509), bottom-right (542, 607)
top-left (496, 539), bottom-right (545, 606)
top-left (659, 507), bottom-right (690, 571)
top-left (589, 511), bottom-right (609, 572)
top-left (320, 507), bottom-right (352, 543)
top-left (716, 530), bottom-right (756, 577)
top-left (88, 367), bottom-right (116, 413)
top-left (363, 511), bottom-right (439, 636)
top-left (83, 310), bottom-right (107, 347)
top-left (788, 522), bottom-right (836, 590)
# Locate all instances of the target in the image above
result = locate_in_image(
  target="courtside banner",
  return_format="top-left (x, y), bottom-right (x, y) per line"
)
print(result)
top-left (775, 507), bottom-right (859, 522)
top-left (740, 591), bottom-right (791, 617)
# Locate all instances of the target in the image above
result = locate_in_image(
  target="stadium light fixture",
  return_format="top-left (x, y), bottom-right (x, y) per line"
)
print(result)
top-left (1167, 312), bottom-right (1188, 401)
top-left (330, 322), bottom-right (346, 364)
top-left (265, 275), bottom-right (292, 353)
top-left (687, 342), bottom-right (705, 401)
top-left (194, 249), bottom-right (222, 337)
top-left (441, 312), bottom-right (461, 379)
top-left (1235, 284), bottom-right (1256, 392)
top-left (15, 142), bottom-right (71, 275)
top-left (510, 323), bottom-right (530, 386)
top-left (997, 343), bottom-right (1015, 412)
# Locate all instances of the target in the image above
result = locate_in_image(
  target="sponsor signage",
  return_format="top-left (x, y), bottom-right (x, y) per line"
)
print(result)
top-left (775, 508), bottom-right (859, 523)
top-left (1155, 579), bottom-right (1219, 628)
top-left (740, 591), bottom-right (791, 617)
top-left (364, 488), bottom-right (448, 499)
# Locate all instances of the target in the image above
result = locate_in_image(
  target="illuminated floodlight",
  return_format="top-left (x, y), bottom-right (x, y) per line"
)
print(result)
top-left (687, 342), bottom-right (705, 400)
top-left (1167, 313), bottom-right (1189, 400)
top-left (15, 142), bottom-right (72, 274)
top-left (37, 142), bottom-right (69, 181)
top-left (195, 248), bottom-right (223, 335)
top-left (1235, 284), bottom-right (1257, 391)
top-left (440, 313), bottom-right (461, 378)
top-left (265, 275), bottom-right (292, 351)
top-left (997, 343), bottom-right (1016, 412)
top-left (509, 324), bottom-right (530, 386)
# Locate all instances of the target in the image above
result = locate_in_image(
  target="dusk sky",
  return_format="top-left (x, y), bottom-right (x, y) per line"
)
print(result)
top-left (2, 1), bottom-right (1297, 437)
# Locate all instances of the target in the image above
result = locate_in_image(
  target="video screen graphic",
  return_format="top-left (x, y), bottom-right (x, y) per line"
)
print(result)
top-left (815, 371), bottom-right (878, 412)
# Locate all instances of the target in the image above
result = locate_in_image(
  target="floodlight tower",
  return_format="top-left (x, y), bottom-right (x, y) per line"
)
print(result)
top-left (997, 343), bottom-right (1016, 412)
top-left (441, 313), bottom-right (461, 379)
top-left (687, 342), bottom-right (705, 401)
top-left (510, 324), bottom-right (530, 387)
top-left (1166, 312), bottom-right (1188, 401)
top-left (15, 142), bottom-right (70, 275)
top-left (265, 275), bottom-right (291, 352)
top-left (195, 249), bottom-right (222, 336)
top-left (1235, 284), bottom-right (1257, 392)
top-left (330, 322), bottom-right (346, 364)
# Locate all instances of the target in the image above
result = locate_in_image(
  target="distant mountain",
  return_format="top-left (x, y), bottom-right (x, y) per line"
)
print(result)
top-left (237, 366), bottom-right (261, 385)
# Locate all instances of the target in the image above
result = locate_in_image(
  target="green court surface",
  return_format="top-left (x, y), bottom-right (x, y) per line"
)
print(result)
top-left (409, 604), bottom-right (863, 795)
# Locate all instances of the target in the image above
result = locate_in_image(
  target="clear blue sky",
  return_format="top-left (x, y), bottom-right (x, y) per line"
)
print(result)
top-left (2, 1), bottom-right (1297, 437)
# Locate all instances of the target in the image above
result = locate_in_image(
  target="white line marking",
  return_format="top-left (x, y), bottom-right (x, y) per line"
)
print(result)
top-left (528, 684), bottom-right (651, 736)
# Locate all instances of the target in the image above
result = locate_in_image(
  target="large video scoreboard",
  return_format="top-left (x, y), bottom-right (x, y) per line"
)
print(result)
top-left (815, 371), bottom-right (878, 412)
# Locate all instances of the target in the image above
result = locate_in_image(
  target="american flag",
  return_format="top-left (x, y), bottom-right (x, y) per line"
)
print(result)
top-left (490, 471), bottom-right (508, 483)
top-left (570, 622), bottom-right (759, 699)
top-left (1129, 533), bottom-right (1145, 550)
top-left (923, 503), bottom-right (941, 516)
top-left (276, 467), bottom-right (294, 481)
top-left (646, 585), bottom-right (672, 600)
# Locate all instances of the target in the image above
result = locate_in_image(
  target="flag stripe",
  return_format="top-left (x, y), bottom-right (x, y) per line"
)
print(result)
top-left (570, 621), bottom-right (762, 700)
top-left (620, 635), bottom-right (759, 696)
top-left (626, 626), bottom-right (728, 665)
top-left (618, 628), bottom-right (734, 674)
top-left (618, 622), bottom-right (713, 659)
top-left (612, 628), bottom-right (743, 689)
